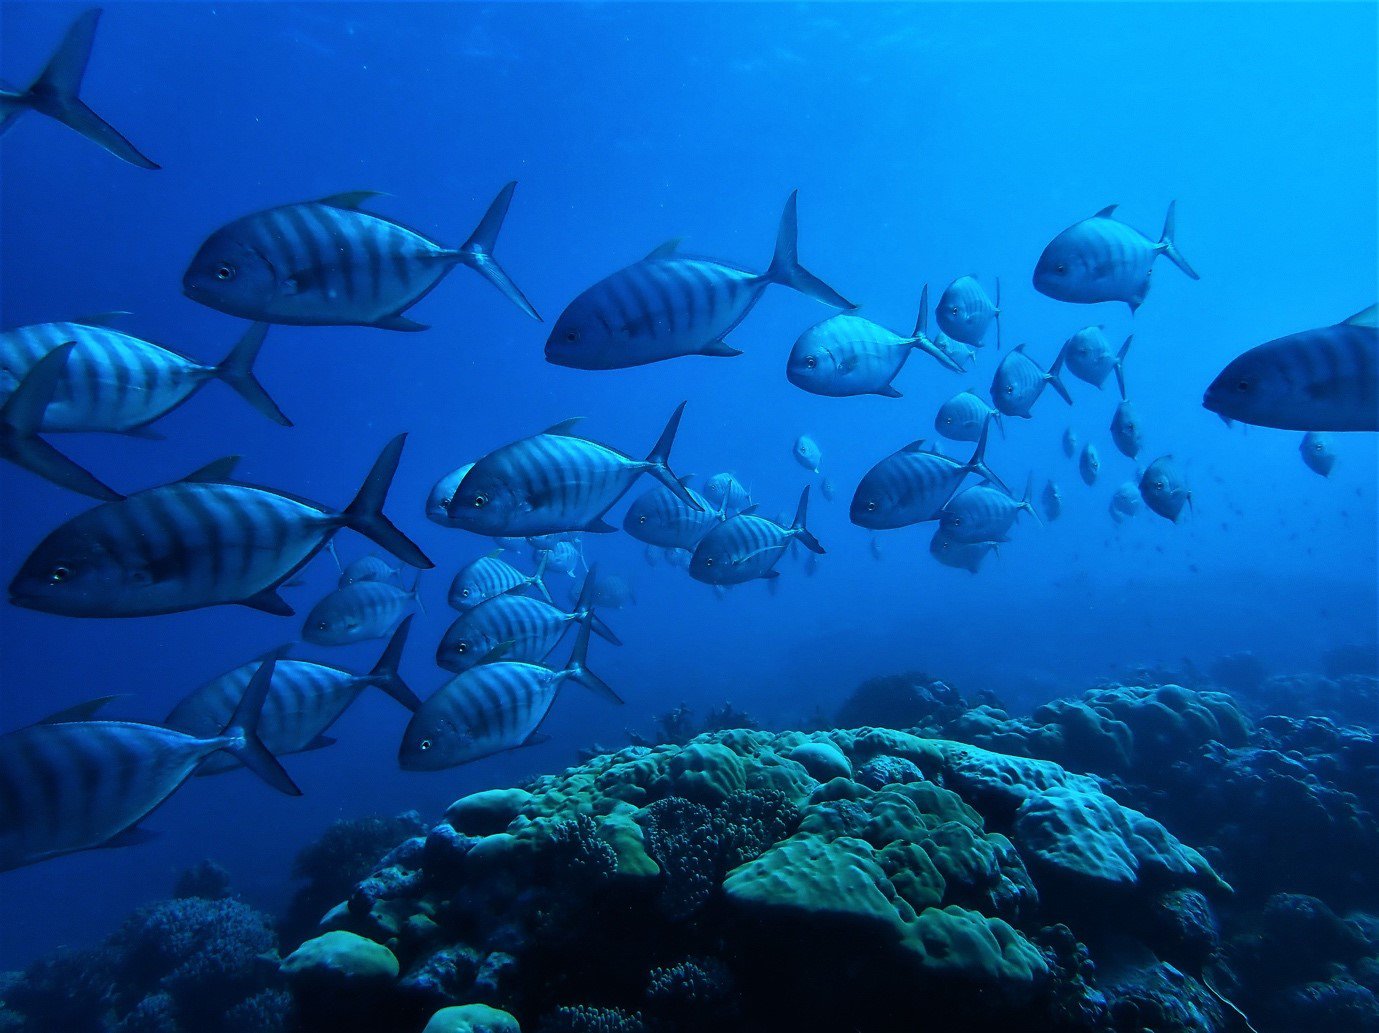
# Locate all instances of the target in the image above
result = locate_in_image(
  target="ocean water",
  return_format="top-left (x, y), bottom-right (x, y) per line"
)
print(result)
top-left (0, 0), bottom-right (1375, 1020)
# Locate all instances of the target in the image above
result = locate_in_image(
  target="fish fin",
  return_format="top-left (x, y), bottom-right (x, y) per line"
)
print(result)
top-left (1157, 200), bottom-right (1199, 280)
top-left (529, 551), bottom-right (554, 603)
top-left (179, 455), bottom-right (241, 483)
top-left (342, 433), bottom-right (434, 569)
top-left (645, 238), bottom-right (682, 260)
top-left (409, 570), bottom-right (426, 615)
top-left (1093, 204), bottom-right (1119, 218)
top-left (367, 615), bottom-right (420, 711)
top-left (913, 283), bottom-right (929, 338)
top-left (700, 339), bottom-right (743, 358)
top-left (761, 570), bottom-right (781, 580)
top-left (220, 658), bottom-right (302, 796)
top-left (238, 587), bottom-right (294, 616)
top-left (455, 181), bottom-right (542, 321)
top-left (965, 420), bottom-right (1010, 495)
top-left (73, 310), bottom-right (131, 327)
top-left (677, 473), bottom-right (696, 487)
top-left (520, 731), bottom-right (553, 748)
top-left (563, 614), bottom-right (622, 704)
top-left (29, 10), bottom-right (160, 169)
top-left (543, 417), bottom-right (585, 436)
top-left (478, 639), bottom-right (516, 665)
top-left (643, 401), bottom-right (700, 510)
top-left (993, 277), bottom-right (1002, 350)
top-left (591, 614), bottom-right (622, 646)
top-left (874, 385), bottom-right (903, 398)
top-left (1020, 474), bottom-right (1044, 528)
top-left (765, 190), bottom-right (855, 309)
top-left (318, 190), bottom-right (384, 210)
top-left (1046, 343), bottom-right (1074, 406)
top-left (38, 695), bottom-right (120, 724)
top-left (900, 439), bottom-right (928, 453)
top-left (1114, 334), bottom-right (1132, 400)
top-left (574, 567), bottom-right (623, 646)
top-left (213, 322), bottom-right (291, 426)
top-left (790, 485), bottom-right (826, 554)
top-left (582, 518), bottom-right (619, 533)
top-left (0, 343), bottom-right (124, 500)
top-left (1342, 304), bottom-right (1377, 328)
top-left (372, 313), bottom-right (430, 332)
top-left (120, 424), bottom-right (165, 440)
top-left (97, 826), bottom-right (160, 850)
top-left (992, 411), bottom-right (1006, 441)
top-left (301, 735), bottom-right (338, 752)
top-left (911, 334), bottom-right (964, 374)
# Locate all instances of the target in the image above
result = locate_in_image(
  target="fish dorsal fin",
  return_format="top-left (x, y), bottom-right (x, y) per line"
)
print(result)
top-left (39, 696), bottom-right (119, 724)
top-left (542, 418), bottom-right (585, 436)
top-left (1013, 343), bottom-right (1027, 354)
top-left (318, 190), bottom-right (384, 210)
top-left (179, 456), bottom-right (242, 484)
top-left (901, 439), bottom-right (928, 453)
top-left (1343, 304), bottom-right (1377, 328)
top-left (645, 238), bottom-right (682, 260)
top-left (74, 311), bottom-right (132, 327)
top-left (1093, 204), bottom-right (1119, 219)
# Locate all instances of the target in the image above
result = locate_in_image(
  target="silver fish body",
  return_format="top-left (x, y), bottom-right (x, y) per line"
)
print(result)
top-left (449, 550), bottom-right (549, 610)
top-left (1062, 427), bottom-right (1079, 458)
top-left (1062, 327), bottom-right (1132, 396)
top-left (851, 424), bottom-right (1007, 530)
top-left (929, 528), bottom-right (995, 574)
top-left (935, 390), bottom-right (1002, 443)
top-left (691, 487), bottom-right (823, 585)
top-left (936, 276), bottom-right (1000, 347)
top-left (1110, 401), bottom-right (1143, 459)
top-left (425, 463), bottom-right (475, 526)
top-left (1110, 481), bottom-right (1141, 522)
top-left (1041, 480), bottom-right (1062, 522)
top-left (1079, 443), bottom-right (1101, 486)
top-left (939, 483), bottom-right (1034, 544)
top-left (1140, 455), bottom-right (1193, 522)
top-left (793, 434), bottom-right (823, 473)
top-left (992, 344), bottom-right (1072, 418)
top-left (339, 555), bottom-right (401, 587)
top-left (437, 594), bottom-right (581, 673)
top-left (702, 473), bottom-right (753, 515)
top-left (303, 578), bottom-right (419, 646)
top-left (623, 480), bottom-right (720, 549)
top-left (1300, 432), bottom-right (1337, 477)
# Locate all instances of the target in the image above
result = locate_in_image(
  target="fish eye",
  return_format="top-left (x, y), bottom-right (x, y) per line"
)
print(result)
top-left (949, 306), bottom-right (959, 316)
top-left (473, 494), bottom-right (489, 508)
top-left (419, 739), bottom-right (432, 751)
top-left (805, 356), bottom-right (817, 369)
top-left (460, 588), bottom-right (470, 597)
top-left (705, 557), bottom-right (714, 567)
top-left (317, 620), bottom-right (328, 630)
top-left (215, 263), bottom-right (236, 281)
top-left (866, 501), bottom-right (877, 512)
top-left (1155, 480), bottom-right (1165, 490)
top-left (565, 330), bottom-right (578, 343)
top-left (638, 515), bottom-right (647, 524)
top-left (456, 643), bottom-right (468, 654)
top-left (1055, 264), bottom-right (1066, 274)
top-left (48, 565), bottom-right (72, 584)
top-left (1005, 386), bottom-right (1014, 394)
top-left (1236, 379), bottom-right (1250, 392)
top-left (952, 517), bottom-right (962, 525)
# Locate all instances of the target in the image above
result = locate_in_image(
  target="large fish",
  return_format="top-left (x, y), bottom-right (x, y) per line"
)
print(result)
top-left (1139, 455), bottom-right (1193, 522)
top-left (0, 8), bottom-right (158, 169)
top-left (448, 549), bottom-right (551, 610)
top-left (165, 619), bottom-right (418, 775)
top-left (1110, 401), bottom-right (1143, 459)
top-left (183, 183), bottom-right (539, 328)
top-left (444, 404), bottom-right (699, 536)
top-left (303, 574), bottom-right (422, 646)
top-left (0, 659), bottom-right (298, 872)
top-left (992, 343), bottom-right (1073, 418)
top-left (851, 421), bottom-right (1008, 530)
top-left (425, 462), bottom-right (475, 527)
top-left (1033, 202), bottom-right (1199, 311)
top-left (935, 389), bottom-right (1004, 443)
top-left (1300, 432), bottom-right (1337, 477)
top-left (939, 477), bottom-right (1039, 544)
top-left (400, 615), bottom-right (621, 770)
top-left (786, 283), bottom-right (961, 397)
top-left (623, 477), bottom-right (721, 550)
top-left (928, 528), bottom-right (996, 574)
top-left (936, 276), bottom-right (1001, 348)
top-left (0, 319), bottom-right (288, 433)
top-left (1202, 305), bottom-right (1377, 431)
top-left (545, 192), bottom-right (853, 369)
top-left (1061, 328), bottom-right (1131, 397)
top-left (9, 434), bottom-right (432, 617)
top-left (690, 487), bottom-right (824, 585)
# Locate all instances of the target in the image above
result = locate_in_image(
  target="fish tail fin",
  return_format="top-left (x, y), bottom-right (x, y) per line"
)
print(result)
top-left (766, 190), bottom-right (855, 310)
top-left (1021, 473), bottom-right (1044, 527)
top-left (221, 658), bottom-right (302, 796)
top-left (644, 401), bottom-right (700, 509)
top-left (409, 569), bottom-right (426, 615)
top-left (0, 342), bottom-right (123, 500)
top-left (965, 419), bottom-right (1010, 494)
top-left (29, 9), bottom-right (159, 169)
top-left (456, 181), bottom-right (541, 320)
top-left (342, 433), bottom-right (434, 569)
top-left (213, 322), bottom-right (291, 426)
top-left (530, 551), bottom-right (554, 603)
top-left (367, 615), bottom-right (421, 711)
top-left (575, 566), bottom-right (623, 646)
top-left (991, 410), bottom-right (1006, 441)
top-left (994, 277), bottom-right (1002, 350)
top-left (1047, 343), bottom-right (1074, 406)
top-left (1158, 200), bottom-right (1199, 280)
top-left (1114, 334), bottom-right (1132, 400)
top-left (564, 608), bottom-right (623, 704)
top-left (790, 485), bottom-right (826, 554)
top-left (912, 283), bottom-right (929, 339)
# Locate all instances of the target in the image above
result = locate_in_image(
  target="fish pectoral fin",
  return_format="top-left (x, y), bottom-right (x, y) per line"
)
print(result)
top-left (583, 518), bottom-right (619, 533)
top-left (874, 385), bottom-right (903, 398)
top-left (372, 314), bottom-right (430, 332)
top-left (520, 731), bottom-right (553, 748)
top-left (700, 339), bottom-right (743, 358)
top-left (301, 735), bottom-right (338, 752)
top-left (97, 826), bottom-right (160, 851)
top-left (760, 570), bottom-right (781, 580)
top-left (238, 587), bottom-right (295, 616)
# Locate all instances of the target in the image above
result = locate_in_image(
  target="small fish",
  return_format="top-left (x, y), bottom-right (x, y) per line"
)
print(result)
top-left (0, 9), bottom-right (159, 169)
top-left (939, 476), bottom-right (1039, 544)
top-left (1079, 443), bottom-right (1101, 486)
top-left (929, 528), bottom-right (996, 574)
top-left (545, 192), bottom-right (852, 369)
top-left (624, 477), bottom-right (721, 550)
top-left (702, 473), bottom-right (753, 515)
top-left (401, 616), bottom-right (621, 770)
top-left (1110, 401), bottom-right (1143, 459)
top-left (992, 344), bottom-right (1073, 418)
top-left (9, 434), bottom-right (431, 618)
top-left (589, 573), bottom-right (635, 610)
top-left (445, 404), bottom-right (698, 536)
top-left (338, 555), bottom-right (401, 588)
top-left (1041, 480), bottom-right (1062, 522)
top-left (1299, 432), bottom-right (1336, 477)
top-left (1062, 427), bottom-right (1079, 459)
top-left (1033, 202), bottom-right (1199, 312)
top-left (534, 539), bottom-right (582, 578)
top-left (183, 183), bottom-right (539, 329)
top-left (448, 549), bottom-right (551, 610)
top-left (1203, 305), bottom-right (1377, 431)
top-left (820, 478), bottom-right (836, 502)
top-left (1062, 328), bottom-right (1132, 397)
top-left (936, 276), bottom-right (1001, 348)
top-left (0, 660), bottom-right (298, 871)
top-left (643, 544), bottom-right (659, 568)
top-left (303, 573), bottom-right (422, 646)
top-left (935, 389), bottom-right (1004, 443)
top-left (793, 434), bottom-right (823, 473)
top-left (804, 552), bottom-right (821, 577)
top-left (664, 547), bottom-right (691, 570)
top-left (425, 463), bottom-right (475, 526)
top-left (1140, 455), bottom-right (1193, 522)
top-left (869, 536), bottom-right (883, 561)
top-left (691, 487), bottom-right (824, 585)
top-left (852, 421), bottom-right (1008, 530)
top-left (1109, 481), bottom-right (1141, 523)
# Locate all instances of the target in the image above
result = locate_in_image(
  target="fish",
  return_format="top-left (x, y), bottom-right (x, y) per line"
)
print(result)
top-left (165, 619), bottom-right (419, 775)
top-left (400, 614), bottom-right (621, 770)
top-left (1033, 202), bottom-right (1199, 311)
top-left (444, 403), bottom-right (699, 536)
top-left (1110, 481), bottom-right (1141, 522)
top-left (851, 421), bottom-right (1008, 530)
top-left (1299, 432), bottom-right (1337, 477)
top-left (690, 487), bottom-right (824, 585)
top-left (793, 434), bottom-right (823, 473)
top-left (643, 544), bottom-right (659, 567)
top-left (936, 276), bottom-right (1001, 348)
top-left (820, 478), bottom-right (836, 502)
top-left (1062, 427), bottom-right (1079, 458)
top-left (303, 573), bottom-right (422, 646)
top-left (804, 552), bottom-right (821, 577)
top-left (702, 473), bottom-right (753, 515)
top-left (8, 433), bottom-right (432, 617)
top-left (532, 539), bottom-right (582, 579)
top-left (1061, 328), bottom-right (1132, 397)
top-left (785, 283), bottom-right (962, 397)
top-left (930, 324), bottom-right (978, 372)
top-left (939, 476), bottom-right (1039, 544)
top-left (1202, 305), bottom-right (1377, 431)
top-left (623, 477), bottom-right (722, 550)
top-left (589, 573), bottom-right (635, 609)
top-left (182, 183), bottom-right (539, 329)
top-left (425, 463), bottom-right (475, 526)
top-left (1041, 480), bottom-right (1062, 522)
top-left (928, 528), bottom-right (996, 574)
top-left (338, 554), bottom-right (401, 588)
top-left (1140, 455), bottom-right (1193, 522)
top-left (436, 572), bottom-right (619, 674)
top-left (992, 343), bottom-right (1073, 418)
top-left (869, 536), bottom-right (883, 561)
top-left (0, 342), bottom-right (123, 501)
top-left (544, 192), bottom-right (853, 369)
top-left (0, 659), bottom-right (298, 872)
top-left (1080, 443), bottom-right (1101, 486)
top-left (0, 319), bottom-right (289, 433)
top-left (935, 389), bottom-right (1004, 443)
top-left (664, 547), bottom-right (691, 570)
top-left (1110, 401), bottom-right (1143, 459)
top-left (449, 549), bottom-right (552, 609)
top-left (0, 9), bottom-right (159, 169)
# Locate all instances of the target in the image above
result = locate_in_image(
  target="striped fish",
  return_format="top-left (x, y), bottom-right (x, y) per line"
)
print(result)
top-left (165, 619), bottom-right (418, 775)
top-left (936, 276), bottom-right (1001, 348)
top-left (338, 554), bottom-right (401, 587)
top-left (533, 539), bottom-right (582, 579)
top-left (303, 573), bottom-right (422, 646)
top-left (939, 477), bottom-right (1039, 544)
top-left (445, 403), bottom-right (699, 536)
top-left (1061, 327), bottom-right (1132, 397)
top-left (701, 473), bottom-right (753, 516)
top-left (401, 615), bottom-right (621, 770)
top-left (0, 8), bottom-right (159, 169)
top-left (448, 549), bottom-right (551, 610)
top-left (545, 192), bottom-right (853, 369)
top-left (992, 343), bottom-right (1073, 418)
top-left (1080, 443), bottom-right (1101, 486)
top-left (1300, 432), bottom-right (1337, 477)
top-left (851, 421), bottom-right (1008, 530)
top-left (935, 390), bottom-right (1004, 443)
top-left (426, 462), bottom-right (475, 526)
top-left (0, 659), bottom-right (299, 872)
top-left (1140, 455), bottom-right (1193, 523)
top-left (929, 527), bottom-right (996, 574)
top-left (182, 183), bottom-right (539, 329)
top-left (623, 477), bottom-right (721, 550)
top-left (1202, 305), bottom-right (1377, 431)
top-left (0, 319), bottom-right (288, 433)
top-left (436, 573), bottom-right (620, 674)
top-left (690, 487), bottom-right (824, 586)
top-left (1033, 202), bottom-right (1199, 312)
top-left (1110, 400), bottom-right (1143, 459)
top-left (8, 433), bottom-right (432, 618)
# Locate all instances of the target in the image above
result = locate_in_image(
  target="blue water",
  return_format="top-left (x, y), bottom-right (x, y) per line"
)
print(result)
top-left (0, 1), bottom-right (1375, 970)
